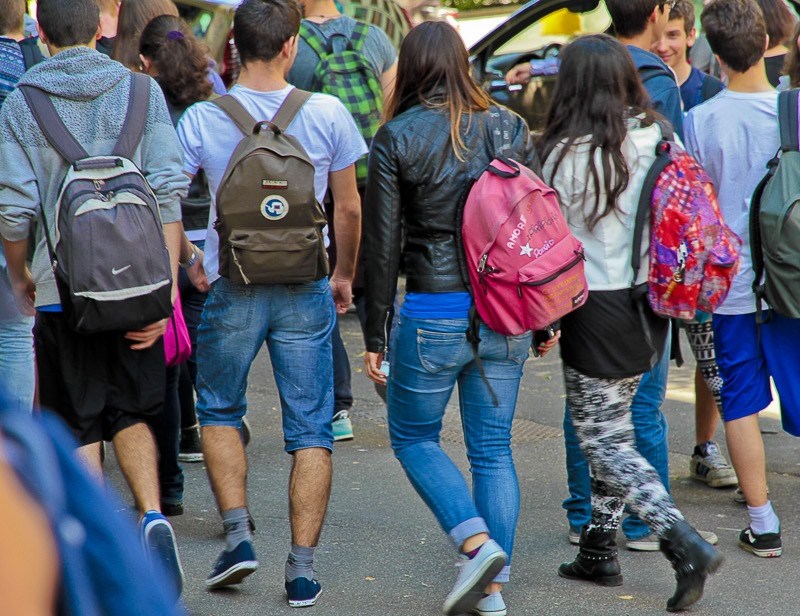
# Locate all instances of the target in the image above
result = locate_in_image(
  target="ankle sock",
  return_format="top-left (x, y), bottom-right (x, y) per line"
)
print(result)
top-left (286, 544), bottom-right (316, 582)
top-left (748, 501), bottom-right (780, 535)
top-left (222, 508), bottom-right (252, 552)
top-left (464, 543), bottom-right (484, 560)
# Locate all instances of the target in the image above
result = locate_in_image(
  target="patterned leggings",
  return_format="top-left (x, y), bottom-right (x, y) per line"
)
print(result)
top-left (564, 365), bottom-right (683, 536)
top-left (684, 320), bottom-right (723, 411)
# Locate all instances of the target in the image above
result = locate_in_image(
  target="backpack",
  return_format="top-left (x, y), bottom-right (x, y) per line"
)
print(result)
top-left (460, 157), bottom-right (588, 335)
top-left (750, 89), bottom-right (800, 320)
top-left (20, 74), bottom-right (173, 334)
top-left (633, 138), bottom-right (741, 321)
top-left (212, 88), bottom-right (329, 285)
top-left (299, 20), bottom-right (383, 186)
top-left (699, 73), bottom-right (725, 104)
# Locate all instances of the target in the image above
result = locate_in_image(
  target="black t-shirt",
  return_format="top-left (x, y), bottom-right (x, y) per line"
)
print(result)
top-left (765, 54), bottom-right (786, 88)
top-left (559, 288), bottom-right (670, 379)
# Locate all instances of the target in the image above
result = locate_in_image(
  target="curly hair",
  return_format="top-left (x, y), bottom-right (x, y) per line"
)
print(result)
top-left (139, 15), bottom-right (213, 107)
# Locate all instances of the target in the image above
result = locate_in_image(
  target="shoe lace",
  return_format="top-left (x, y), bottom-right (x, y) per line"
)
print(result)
top-left (702, 443), bottom-right (730, 470)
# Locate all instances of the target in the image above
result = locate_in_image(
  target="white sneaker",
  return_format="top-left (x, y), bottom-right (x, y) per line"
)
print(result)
top-left (626, 529), bottom-right (718, 552)
top-left (443, 540), bottom-right (506, 616)
top-left (472, 592), bottom-right (507, 616)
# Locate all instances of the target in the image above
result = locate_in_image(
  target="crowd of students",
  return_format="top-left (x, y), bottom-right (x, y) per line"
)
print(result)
top-left (2, 0), bottom-right (800, 614)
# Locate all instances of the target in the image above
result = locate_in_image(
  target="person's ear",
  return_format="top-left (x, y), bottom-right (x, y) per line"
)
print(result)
top-left (283, 35), bottom-right (297, 59)
top-left (687, 26), bottom-right (697, 48)
top-left (765, 34), bottom-right (771, 53)
top-left (96, 23), bottom-right (103, 41)
top-left (38, 27), bottom-right (49, 46)
top-left (139, 54), bottom-right (152, 73)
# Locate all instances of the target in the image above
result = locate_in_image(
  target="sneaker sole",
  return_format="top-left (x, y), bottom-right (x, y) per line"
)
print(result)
top-left (690, 471), bottom-right (738, 489)
top-left (626, 540), bottom-right (660, 552)
top-left (178, 453), bottom-right (204, 463)
top-left (144, 521), bottom-right (185, 596)
top-left (472, 607), bottom-right (507, 616)
top-left (287, 587), bottom-right (322, 608)
top-left (206, 560), bottom-right (259, 589)
top-left (333, 433), bottom-right (354, 442)
top-left (443, 551), bottom-right (506, 616)
top-left (568, 533), bottom-right (580, 546)
top-left (738, 541), bottom-right (782, 558)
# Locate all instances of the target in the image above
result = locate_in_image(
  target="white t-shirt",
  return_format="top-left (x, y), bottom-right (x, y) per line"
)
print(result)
top-left (177, 84), bottom-right (368, 282)
top-left (684, 90), bottom-right (779, 316)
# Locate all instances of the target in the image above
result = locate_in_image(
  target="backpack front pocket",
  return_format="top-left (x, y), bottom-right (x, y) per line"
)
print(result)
top-left (227, 227), bottom-right (324, 285)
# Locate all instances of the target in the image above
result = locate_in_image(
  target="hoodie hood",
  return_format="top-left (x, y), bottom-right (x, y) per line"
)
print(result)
top-left (17, 46), bottom-right (129, 101)
top-left (627, 45), bottom-right (674, 80)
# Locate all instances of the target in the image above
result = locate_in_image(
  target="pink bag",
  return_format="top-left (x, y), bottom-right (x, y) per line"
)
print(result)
top-left (164, 298), bottom-right (191, 367)
top-left (461, 158), bottom-right (588, 335)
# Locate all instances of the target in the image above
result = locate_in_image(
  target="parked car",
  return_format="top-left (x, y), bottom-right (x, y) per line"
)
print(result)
top-left (469, 0), bottom-right (612, 132)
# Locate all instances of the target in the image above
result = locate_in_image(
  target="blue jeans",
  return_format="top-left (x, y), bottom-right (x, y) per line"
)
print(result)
top-left (387, 316), bottom-right (531, 583)
top-left (0, 313), bottom-right (35, 413)
top-left (196, 276), bottom-right (336, 452)
top-left (562, 333), bottom-right (671, 540)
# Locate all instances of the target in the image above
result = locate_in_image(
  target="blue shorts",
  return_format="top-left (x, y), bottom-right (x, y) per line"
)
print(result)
top-left (713, 312), bottom-right (800, 435)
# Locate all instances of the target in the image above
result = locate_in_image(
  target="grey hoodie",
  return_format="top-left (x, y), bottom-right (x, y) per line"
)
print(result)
top-left (0, 47), bottom-right (188, 307)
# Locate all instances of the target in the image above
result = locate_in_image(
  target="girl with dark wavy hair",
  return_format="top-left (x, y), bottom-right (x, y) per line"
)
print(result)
top-left (539, 33), bottom-right (722, 611)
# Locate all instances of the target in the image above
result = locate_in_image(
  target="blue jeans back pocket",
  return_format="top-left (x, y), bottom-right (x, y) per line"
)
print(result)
top-left (417, 329), bottom-right (468, 373)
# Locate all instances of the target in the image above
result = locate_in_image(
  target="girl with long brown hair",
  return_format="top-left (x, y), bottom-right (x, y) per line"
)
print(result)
top-left (363, 21), bottom-right (547, 616)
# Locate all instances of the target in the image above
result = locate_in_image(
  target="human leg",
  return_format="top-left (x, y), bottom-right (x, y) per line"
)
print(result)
top-left (331, 316), bottom-right (354, 441)
top-left (561, 404), bottom-right (592, 538)
top-left (0, 314), bottom-right (35, 413)
top-left (151, 364), bottom-right (184, 514)
top-left (113, 422), bottom-right (161, 514)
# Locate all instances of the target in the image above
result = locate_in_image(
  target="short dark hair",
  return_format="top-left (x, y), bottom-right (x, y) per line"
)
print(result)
top-left (234, 0), bottom-right (302, 66)
top-left (0, 0), bottom-right (25, 36)
top-left (669, 0), bottom-right (695, 36)
top-left (702, 0), bottom-right (766, 73)
top-left (38, 0), bottom-right (100, 47)
top-left (757, 0), bottom-right (796, 50)
top-left (606, 0), bottom-right (667, 39)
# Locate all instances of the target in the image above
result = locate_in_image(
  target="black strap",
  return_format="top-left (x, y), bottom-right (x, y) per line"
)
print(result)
top-left (487, 158), bottom-right (520, 179)
top-left (778, 90), bottom-right (800, 152)
top-left (112, 73), bottom-right (151, 159)
top-left (19, 40), bottom-right (44, 71)
top-left (19, 86), bottom-right (89, 163)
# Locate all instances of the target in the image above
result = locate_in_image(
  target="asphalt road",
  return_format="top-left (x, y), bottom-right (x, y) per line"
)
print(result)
top-left (108, 311), bottom-right (800, 615)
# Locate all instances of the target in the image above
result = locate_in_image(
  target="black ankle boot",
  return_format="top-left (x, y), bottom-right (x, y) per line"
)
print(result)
top-left (558, 527), bottom-right (623, 587)
top-left (660, 520), bottom-right (724, 612)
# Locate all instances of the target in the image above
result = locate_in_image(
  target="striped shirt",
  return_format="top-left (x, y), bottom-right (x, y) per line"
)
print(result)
top-left (0, 38), bottom-right (25, 109)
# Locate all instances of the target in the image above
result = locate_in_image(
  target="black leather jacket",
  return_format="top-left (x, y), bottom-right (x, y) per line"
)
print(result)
top-left (363, 102), bottom-right (540, 353)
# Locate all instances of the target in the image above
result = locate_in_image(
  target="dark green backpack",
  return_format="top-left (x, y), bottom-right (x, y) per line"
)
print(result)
top-left (299, 20), bottom-right (383, 186)
top-left (750, 89), bottom-right (800, 320)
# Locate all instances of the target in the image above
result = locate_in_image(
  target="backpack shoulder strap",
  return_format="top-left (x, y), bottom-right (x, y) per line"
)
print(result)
top-left (272, 88), bottom-right (312, 133)
top-left (211, 94), bottom-right (259, 136)
top-left (18, 85), bottom-right (89, 163)
top-left (778, 89), bottom-right (800, 152)
top-left (349, 21), bottom-right (371, 52)
top-left (112, 73), bottom-right (152, 159)
top-left (19, 40), bottom-right (44, 71)
top-left (632, 139), bottom-right (673, 285)
top-left (299, 21), bottom-right (328, 57)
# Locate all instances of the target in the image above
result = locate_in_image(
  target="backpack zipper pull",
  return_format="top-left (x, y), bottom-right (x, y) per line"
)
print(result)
top-left (478, 254), bottom-right (489, 273)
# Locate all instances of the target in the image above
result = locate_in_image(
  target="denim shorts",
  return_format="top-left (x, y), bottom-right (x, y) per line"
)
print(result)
top-left (195, 276), bottom-right (336, 452)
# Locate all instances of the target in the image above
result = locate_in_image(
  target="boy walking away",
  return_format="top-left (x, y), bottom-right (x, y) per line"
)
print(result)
top-left (0, 0), bottom-right (189, 594)
top-left (0, 0), bottom-right (44, 107)
top-left (177, 0), bottom-right (364, 605)
top-left (653, 0), bottom-right (736, 494)
top-left (685, 0), bottom-right (800, 558)
top-left (288, 0), bottom-right (398, 441)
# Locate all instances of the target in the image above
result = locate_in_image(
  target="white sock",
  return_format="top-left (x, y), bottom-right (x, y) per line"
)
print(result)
top-left (747, 501), bottom-right (780, 535)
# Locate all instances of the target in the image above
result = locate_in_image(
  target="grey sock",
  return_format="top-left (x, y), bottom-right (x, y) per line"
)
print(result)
top-left (222, 508), bottom-right (251, 552)
top-left (285, 544), bottom-right (316, 582)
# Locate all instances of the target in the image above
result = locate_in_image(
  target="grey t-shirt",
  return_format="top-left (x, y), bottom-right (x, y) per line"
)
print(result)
top-left (288, 16), bottom-right (396, 91)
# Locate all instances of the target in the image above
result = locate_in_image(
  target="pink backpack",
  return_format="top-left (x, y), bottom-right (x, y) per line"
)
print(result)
top-left (461, 158), bottom-right (588, 335)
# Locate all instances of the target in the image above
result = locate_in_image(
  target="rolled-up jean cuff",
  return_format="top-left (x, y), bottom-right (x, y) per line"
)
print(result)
top-left (197, 416), bottom-right (244, 429)
top-left (449, 517), bottom-right (490, 551)
top-left (494, 565), bottom-right (510, 584)
top-left (286, 440), bottom-right (334, 454)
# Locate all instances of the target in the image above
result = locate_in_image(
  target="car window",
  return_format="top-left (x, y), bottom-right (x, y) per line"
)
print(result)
top-left (494, 4), bottom-right (611, 56)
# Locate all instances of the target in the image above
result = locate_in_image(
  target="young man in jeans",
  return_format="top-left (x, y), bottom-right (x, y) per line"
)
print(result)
top-left (0, 0), bottom-right (187, 596)
top-left (177, 0), bottom-right (364, 605)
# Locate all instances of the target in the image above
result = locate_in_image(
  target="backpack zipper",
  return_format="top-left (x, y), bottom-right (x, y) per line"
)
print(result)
top-left (519, 250), bottom-right (585, 290)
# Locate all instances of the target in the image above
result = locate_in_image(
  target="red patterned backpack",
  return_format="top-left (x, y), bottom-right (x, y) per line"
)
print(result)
top-left (632, 140), bottom-right (741, 320)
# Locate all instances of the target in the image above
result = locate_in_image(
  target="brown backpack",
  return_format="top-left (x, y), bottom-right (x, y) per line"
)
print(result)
top-left (212, 88), bottom-right (328, 285)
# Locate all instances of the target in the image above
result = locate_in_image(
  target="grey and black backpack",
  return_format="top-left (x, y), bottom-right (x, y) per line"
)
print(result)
top-left (20, 73), bottom-right (173, 333)
top-left (212, 88), bottom-right (329, 285)
top-left (750, 89), bottom-right (800, 321)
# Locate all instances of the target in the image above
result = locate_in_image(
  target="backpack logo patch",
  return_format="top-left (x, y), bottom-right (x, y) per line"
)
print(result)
top-left (261, 195), bottom-right (289, 221)
top-left (262, 179), bottom-right (288, 189)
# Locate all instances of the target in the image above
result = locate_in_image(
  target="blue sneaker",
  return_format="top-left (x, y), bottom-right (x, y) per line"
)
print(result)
top-left (286, 577), bottom-right (322, 608)
top-left (206, 540), bottom-right (259, 590)
top-left (332, 410), bottom-right (354, 442)
top-left (442, 540), bottom-right (507, 616)
top-left (141, 511), bottom-right (184, 597)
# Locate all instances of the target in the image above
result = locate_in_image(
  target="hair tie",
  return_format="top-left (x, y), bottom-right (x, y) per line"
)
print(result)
top-left (167, 30), bottom-right (185, 41)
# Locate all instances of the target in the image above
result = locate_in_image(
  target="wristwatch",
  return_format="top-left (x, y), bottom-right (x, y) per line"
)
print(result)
top-left (180, 247), bottom-right (199, 269)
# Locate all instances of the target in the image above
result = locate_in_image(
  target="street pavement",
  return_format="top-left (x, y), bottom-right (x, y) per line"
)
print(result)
top-left (109, 312), bottom-right (800, 615)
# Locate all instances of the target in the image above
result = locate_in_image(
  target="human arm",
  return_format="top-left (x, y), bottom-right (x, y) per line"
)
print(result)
top-left (327, 165), bottom-right (361, 313)
top-left (380, 61), bottom-right (398, 108)
top-left (650, 77), bottom-right (685, 142)
top-left (506, 63), bottom-right (532, 86)
top-left (1, 238), bottom-right (34, 316)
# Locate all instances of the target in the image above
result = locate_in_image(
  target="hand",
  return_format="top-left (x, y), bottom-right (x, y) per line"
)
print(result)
top-left (505, 63), bottom-right (532, 86)
top-left (364, 351), bottom-right (387, 385)
top-left (10, 270), bottom-right (35, 316)
top-left (329, 275), bottom-right (353, 315)
top-left (536, 329), bottom-right (561, 358)
top-left (186, 248), bottom-right (209, 293)
top-left (125, 318), bottom-right (167, 350)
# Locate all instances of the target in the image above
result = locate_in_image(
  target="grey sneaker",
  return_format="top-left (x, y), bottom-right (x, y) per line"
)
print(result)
top-left (472, 592), bottom-right (507, 616)
top-left (690, 441), bottom-right (738, 488)
top-left (568, 526), bottom-right (581, 545)
top-left (734, 486), bottom-right (768, 504)
top-left (443, 540), bottom-right (507, 616)
top-left (626, 529), bottom-right (718, 552)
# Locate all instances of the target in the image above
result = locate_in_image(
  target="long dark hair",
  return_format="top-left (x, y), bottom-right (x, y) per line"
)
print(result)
top-left (112, 0), bottom-right (179, 70)
top-left (139, 15), bottom-right (213, 107)
top-left (384, 21), bottom-right (492, 160)
top-left (538, 34), bottom-right (658, 230)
